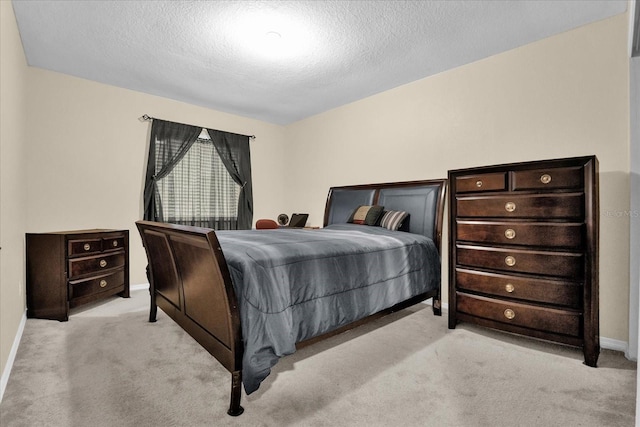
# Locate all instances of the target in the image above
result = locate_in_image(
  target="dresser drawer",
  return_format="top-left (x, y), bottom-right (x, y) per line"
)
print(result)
top-left (68, 238), bottom-right (102, 256)
top-left (68, 251), bottom-right (125, 278)
top-left (456, 292), bottom-right (581, 337)
top-left (69, 269), bottom-right (125, 300)
top-left (456, 172), bottom-right (507, 193)
top-left (456, 268), bottom-right (581, 307)
top-left (103, 236), bottom-right (126, 252)
top-left (512, 166), bottom-right (583, 191)
top-left (456, 244), bottom-right (583, 278)
top-left (456, 220), bottom-right (583, 248)
top-left (456, 193), bottom-right (584, 219)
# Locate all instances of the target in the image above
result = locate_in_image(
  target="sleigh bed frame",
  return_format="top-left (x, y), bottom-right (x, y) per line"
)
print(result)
top-left (136, 178), bottom-right (447, 416)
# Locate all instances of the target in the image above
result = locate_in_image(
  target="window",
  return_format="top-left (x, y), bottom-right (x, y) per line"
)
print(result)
top-left (155, 130), bottom-right (241, 230)
top-left (144, 119), bottom-right (253, 230)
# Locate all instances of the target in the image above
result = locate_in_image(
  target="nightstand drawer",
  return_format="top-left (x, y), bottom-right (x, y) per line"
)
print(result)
top-left (456, 172), bottom-right (507, 193)
top-left (68, 251), bottom-right (125, 278)
top-left (69, 269), bottom-right (125, 300)
top-left (456, 244), bottom-right (583, 278)
top-left (103, 236), bottom-right (125, 251)
top-left (512, 166), bottom-right (583, 191)
top-left (456, 292), bottom-right (581, 337)
top-left (456, 193), bottom-right (584, 219)
top-left (456, 221), bottom-right (583, 248)
top-left (456, 268), bottom-right (581, 307)
top-left (68, 238), bottom-right (102, 256)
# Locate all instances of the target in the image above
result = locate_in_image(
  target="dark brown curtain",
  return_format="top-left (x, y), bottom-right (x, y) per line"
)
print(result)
top-left (207, 129), bottom-right (254, 230)
top-left (143, 120), bottom-right (201, 221)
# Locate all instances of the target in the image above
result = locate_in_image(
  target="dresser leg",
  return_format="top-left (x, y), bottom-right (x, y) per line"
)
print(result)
top-left (583, 345), bottom-right (600, 368)
top-left (448, 312), bottom-right (457, 329)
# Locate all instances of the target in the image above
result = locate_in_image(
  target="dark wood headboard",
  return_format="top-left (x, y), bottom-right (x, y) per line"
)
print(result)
top-left (323, 179), bottom-right (447, 254)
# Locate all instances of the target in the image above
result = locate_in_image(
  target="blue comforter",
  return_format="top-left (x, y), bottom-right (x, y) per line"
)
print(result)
top-left (216, 223), bottom-right (440, 394)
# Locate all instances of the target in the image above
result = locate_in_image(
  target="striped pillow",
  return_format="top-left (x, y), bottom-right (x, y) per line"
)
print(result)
top-left (379, 210), bottom-right (409, 231)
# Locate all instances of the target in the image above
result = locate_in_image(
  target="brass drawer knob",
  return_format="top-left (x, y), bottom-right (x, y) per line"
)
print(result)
top-left (504, 228), bottom-right (516, 239)
top-left (112, 240), bottom-right (118, 247)
top-left (540, 174), bottom-right (552, 184)
top-left (505, 256), bottom-right (516, 266)
top-left (99, 259), bottom-right (107, 268)
top-left (99, 279), bottom-right (107, 288)
top-left (505, 202), bottom-right (516, 212)
top-left (504, 309), bottom-right (516, 320)
top-left (476, 180), bottom-right (483, 188)
top-left (84, 243), bottom-right (91, 251)
top-left (505, 283), bottom-right (515, 293)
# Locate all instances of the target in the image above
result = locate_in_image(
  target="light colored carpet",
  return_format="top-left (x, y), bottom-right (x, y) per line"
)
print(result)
top-left (0, 288), bottom-right (636, 427)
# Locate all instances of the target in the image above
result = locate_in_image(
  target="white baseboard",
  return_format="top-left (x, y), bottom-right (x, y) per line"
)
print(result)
top-left (0, 310), bottom-right (26, 403)
top-left (600, 336), bottom-right (631, 356)
top-left (130, 282), bottom-right (150, 291)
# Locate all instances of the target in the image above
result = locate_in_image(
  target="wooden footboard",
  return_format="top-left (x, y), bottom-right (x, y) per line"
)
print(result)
top-left (136, 220), bottom-right (442, 416)
top-left (135, 220), bottom-right (245, 415)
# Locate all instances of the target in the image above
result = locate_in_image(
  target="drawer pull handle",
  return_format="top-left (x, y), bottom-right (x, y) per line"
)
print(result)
top-left (504, 309), bottom-right (515, 320)
top-left (476, 180), bottom-right (483, 188)
top-left (99, 280), bottom-right (107, 288)
top-left (112, 240), bottom-right (118, 247)
top-left (99, 259), bottom-right (107, 268)
top-left (505, 283), bottom-right (515, 293)
top-left (505, 202), bottom-right (516, 212)
top-left (504, 229), bottom-right (516, 239)
top-left (505, 256), bottom-right (516, 266)
top-left (83, 243), bottom-right (91, 251)
top-left (540, 174), bottom-right (552, 184)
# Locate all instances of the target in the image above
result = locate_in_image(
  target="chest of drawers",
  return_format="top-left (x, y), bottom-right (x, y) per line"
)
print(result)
top-left (26, 229), bottom-right (130, 321)
top-left (448, 156), bottom-right (599, 366)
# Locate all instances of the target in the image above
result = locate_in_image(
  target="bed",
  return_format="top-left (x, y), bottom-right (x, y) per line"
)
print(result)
top-left (135, 178), bottom-right (447, 416)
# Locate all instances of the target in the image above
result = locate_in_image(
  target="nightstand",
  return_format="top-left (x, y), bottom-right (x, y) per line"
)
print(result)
top-left (26, 229), bottom-right (130, 321)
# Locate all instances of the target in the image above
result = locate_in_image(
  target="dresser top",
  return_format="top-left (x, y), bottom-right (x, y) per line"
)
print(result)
top-left (448, 155), bottom-right (597, 175)
top-left (27, 229), bottom-right (127, 236)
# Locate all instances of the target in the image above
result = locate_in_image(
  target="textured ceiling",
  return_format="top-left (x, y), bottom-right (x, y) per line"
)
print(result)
top-left (12, 0), bottom-right (628, 125)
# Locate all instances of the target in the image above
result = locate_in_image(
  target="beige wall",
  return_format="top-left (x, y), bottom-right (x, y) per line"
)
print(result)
top-left (285, 14), bottom-right (631, 342)
top-left (0, 0), bottom-right (29, 383)
top-left (24, 69), bottom-right (288, 286)
top-left (0, 4), bottom-right (633, 384)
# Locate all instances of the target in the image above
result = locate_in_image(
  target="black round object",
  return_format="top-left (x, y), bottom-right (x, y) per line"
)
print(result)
top-left (277, 213), bottom-right (289, 226)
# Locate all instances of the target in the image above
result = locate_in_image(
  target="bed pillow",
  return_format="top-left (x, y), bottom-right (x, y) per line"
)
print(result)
top-left (348, 205), bottom-right (384, 225)
top-left (379, 210), bottom-right (409, 231)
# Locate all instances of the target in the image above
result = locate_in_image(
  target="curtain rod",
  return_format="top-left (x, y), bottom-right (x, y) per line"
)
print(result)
top-left (139, 114), bottom-right (256, 139)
